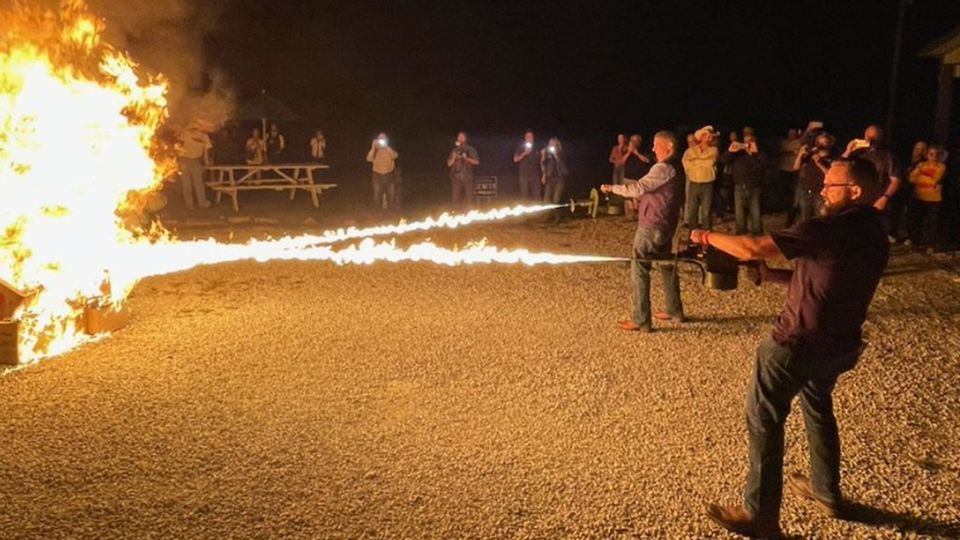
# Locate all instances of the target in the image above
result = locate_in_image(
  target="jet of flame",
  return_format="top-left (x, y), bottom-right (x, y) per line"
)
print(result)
top-left (285, 203), bottom-right (561, 247)
top-left (0, 2), bottom-right (619, 365)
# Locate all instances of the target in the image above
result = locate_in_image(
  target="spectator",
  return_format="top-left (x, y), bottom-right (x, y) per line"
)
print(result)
top-left (609, 133), bottom-right (629, 187)
top-left (909, 141), bottom-right (929, 170)
top-left (244, 128), bottom-right (265, 165)
top-left (682, 125), bottom-right (719, 230)
top-left (600, 131), bottom-right (685, 332)
top-left (622, 134), bottom-right (653, 218)
top-left (722, 133), bottom-right (767, 235)
top-left (623, 134), bottom-right (653, 179)
top-left (792, 131), bottom-right (834, 224)
top-left (540, 137), bottom-right (569, 221)
top-left (842, 125), bottom-right (901, 230)
top-left (176, 120), bottom-right (212, 210)
top-left (718, 130), bottom-right (740, 219)
top-left (888, 141), bottom-right (928, 243)
top-left (776, 128), bottom-right (801, 212)
top-left (907, 145), bottom-right (947, 250)
top-left (703, 158), bottom-right (888, 539)
top-left (265, 123), bottom-right (286, 163)
top-left (366, 132), bottom-right (399, 212)
top-left (309, 129), bottom-right (327, 163)
top-left (447, 131), bottom-right (480, 208)
top-left (942, 142), bottom-right (960, 251)
top-left (513, 129), bottom-right (541, 201)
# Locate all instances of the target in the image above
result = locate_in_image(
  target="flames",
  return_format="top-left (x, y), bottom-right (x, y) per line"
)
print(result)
top-left (0, 1), bottom-right (619, 365)
top-left (1, 0), bottom-right (169, 360)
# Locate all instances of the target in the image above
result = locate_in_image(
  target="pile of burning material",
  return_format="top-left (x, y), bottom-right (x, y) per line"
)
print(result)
top-left (0, 277), bottom-right (127, 366)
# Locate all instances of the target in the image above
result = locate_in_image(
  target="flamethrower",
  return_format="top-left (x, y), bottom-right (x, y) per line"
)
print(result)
top-left (633, 225), bottom-right (762, 291)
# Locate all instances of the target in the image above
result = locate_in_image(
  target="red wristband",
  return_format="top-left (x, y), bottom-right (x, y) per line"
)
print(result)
top-left (701, 231), bottom-right (711, 246)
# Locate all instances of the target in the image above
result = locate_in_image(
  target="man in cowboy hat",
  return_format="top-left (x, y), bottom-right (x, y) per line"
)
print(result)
top-left (682, 125), bottom-right (719, 230)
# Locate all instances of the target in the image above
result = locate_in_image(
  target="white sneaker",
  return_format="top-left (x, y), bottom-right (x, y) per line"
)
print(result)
top-left (887, 235), bottom-right (897, 244)
top-left (903, 239), bottom-right (913, 247)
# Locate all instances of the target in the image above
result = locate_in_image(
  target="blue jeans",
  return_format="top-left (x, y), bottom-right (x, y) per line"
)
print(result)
top-left (795, 186), bottom-right (822, 224)
top-left (744, 336), bottom-right (858, 525)
top-left (631, 227), bottom-right (682, 327)
top-left (685, 181), bottom-right (714, 230)
top-left (735, 185), bottom-right (763, 236)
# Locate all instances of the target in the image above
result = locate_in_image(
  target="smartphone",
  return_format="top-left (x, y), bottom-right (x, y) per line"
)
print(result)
top-left (524, 142), bottom-right (533, 150)
top-left (548, 145), bottom-right (557, 154)
top-left (378, 138), bottom-right (387, 147)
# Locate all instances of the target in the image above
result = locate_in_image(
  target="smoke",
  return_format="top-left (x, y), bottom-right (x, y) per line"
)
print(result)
top-left (85, 0), bottom-right (233, 128)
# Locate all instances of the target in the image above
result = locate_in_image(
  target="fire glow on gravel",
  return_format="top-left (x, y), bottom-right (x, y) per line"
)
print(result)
top-left (0, 1), bottom-right (617, 364)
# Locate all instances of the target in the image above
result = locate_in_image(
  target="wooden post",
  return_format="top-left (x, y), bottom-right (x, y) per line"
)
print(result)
top-left (933, 62), bottom-right (954, 145)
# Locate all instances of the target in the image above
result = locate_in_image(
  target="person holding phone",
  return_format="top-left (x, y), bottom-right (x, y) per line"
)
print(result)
top-left (366, 132), bottom-right (399, 211)
top-left (513, 129), bottom-right (540, 201)
top-left (447, 131), bottom-right (480, 208)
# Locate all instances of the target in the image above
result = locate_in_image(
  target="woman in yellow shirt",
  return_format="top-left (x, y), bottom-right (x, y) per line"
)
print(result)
top-left (907, 146), bottom-right (947, 248)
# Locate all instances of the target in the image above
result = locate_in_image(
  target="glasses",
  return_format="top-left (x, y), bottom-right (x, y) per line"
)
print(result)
top-left (822, 183), bottom-right (855, 189)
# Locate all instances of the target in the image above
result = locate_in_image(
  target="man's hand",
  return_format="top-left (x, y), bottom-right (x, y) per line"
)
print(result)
top-left (689, 228), bottom-right (709, 245)
top-left (600, 184), bottom-right (614, 194)
top-left (638, 153), bottom-right (651, 163)
top-left (541, 175), bottom-right (547, 185)
top-left (843, 139), bottom-right (860, 158)
top-left (874, 195), bottom-right (888, 211)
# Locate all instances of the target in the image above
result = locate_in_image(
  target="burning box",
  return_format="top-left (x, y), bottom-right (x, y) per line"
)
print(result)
top-left (0, 303), bottom-right (130, 366)
top-left (0, 278), bottom-right (130, 366)
top-left (0, 279), bottom-right (27, 366)
top-left (84, 302), bottom-right (130, 334)
top-left (0, 320), bottom-right (19, 366)
top-left (0, 278), bottom-right (27, 320)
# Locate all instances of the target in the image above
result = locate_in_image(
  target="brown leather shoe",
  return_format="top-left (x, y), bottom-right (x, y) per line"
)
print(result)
top-left (653, 310), bottom-right (686, 323)
top-left (705, 504), bottom-right (782, 539)
top-left (617, 320), bottom-right (652, 332)
top-left (787, 472), bottom-right (843, 518)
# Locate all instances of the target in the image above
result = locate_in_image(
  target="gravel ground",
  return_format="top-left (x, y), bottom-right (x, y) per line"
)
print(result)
top-left (0, 210), bottom-right (958, 539)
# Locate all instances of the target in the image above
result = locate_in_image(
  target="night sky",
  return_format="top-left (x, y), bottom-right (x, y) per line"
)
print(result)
top-left (203, 0), bottom-right (960, 180)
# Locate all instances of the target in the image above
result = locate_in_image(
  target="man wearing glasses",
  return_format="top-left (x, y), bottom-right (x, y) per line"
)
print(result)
top-left (692, 158), bottom-right (889, 539)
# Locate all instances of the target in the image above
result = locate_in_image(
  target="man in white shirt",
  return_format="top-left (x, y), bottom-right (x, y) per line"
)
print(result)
top-left (177, 121), bottom-right (212, 210)
top-left (366, 132), bottom-right (399, 211)
top-left (682, 125), bottom-right (719, 230)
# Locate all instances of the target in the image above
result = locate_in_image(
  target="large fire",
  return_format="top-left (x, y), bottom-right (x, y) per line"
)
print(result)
top-left (0, 1), bottom-right (619, 365)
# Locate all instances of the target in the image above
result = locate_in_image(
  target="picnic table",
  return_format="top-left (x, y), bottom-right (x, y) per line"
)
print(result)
top-left (204, 163), bottom-right (336, 212)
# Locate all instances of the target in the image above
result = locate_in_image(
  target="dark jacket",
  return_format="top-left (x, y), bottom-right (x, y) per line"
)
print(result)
top-left (722, 149), bottom-right (767, 187)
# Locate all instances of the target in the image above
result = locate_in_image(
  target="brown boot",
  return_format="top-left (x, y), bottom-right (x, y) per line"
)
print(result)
top-left (705, 504), bottom-right (782, 539)
top-left (617, 320), bottom-right (652, 333)
top-left (787, 472), bottom-right (844, 518)
top-left (653, 310), bottom-right (686, 323)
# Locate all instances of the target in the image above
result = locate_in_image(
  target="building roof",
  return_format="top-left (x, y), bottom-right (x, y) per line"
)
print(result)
top-left (920, 23), bottom-right (960, 58)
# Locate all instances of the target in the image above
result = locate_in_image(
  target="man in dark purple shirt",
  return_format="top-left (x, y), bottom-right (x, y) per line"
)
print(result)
top-left (691, 158), bottom-right (889, 539)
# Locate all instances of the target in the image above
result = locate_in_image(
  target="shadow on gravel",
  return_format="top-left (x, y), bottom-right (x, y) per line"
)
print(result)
top-left (840, 502), bottom-right (960, 538)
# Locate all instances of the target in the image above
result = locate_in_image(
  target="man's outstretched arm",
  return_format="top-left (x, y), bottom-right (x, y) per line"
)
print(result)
top-left (691, 230), bottom-right (780, 260)
top-left (690, 230), bottom-right (793, 284)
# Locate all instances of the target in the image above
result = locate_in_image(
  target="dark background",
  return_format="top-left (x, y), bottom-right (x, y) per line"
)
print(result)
top-left (202, 0), bottom-right (960, 200)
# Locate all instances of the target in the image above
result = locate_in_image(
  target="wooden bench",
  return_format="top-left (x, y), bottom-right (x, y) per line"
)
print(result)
top-left (204, 164), bottom-right (335, 212)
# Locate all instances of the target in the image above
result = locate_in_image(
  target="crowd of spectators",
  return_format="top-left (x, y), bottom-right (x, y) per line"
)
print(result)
top-left (175, 120), bottom-right (960, 252)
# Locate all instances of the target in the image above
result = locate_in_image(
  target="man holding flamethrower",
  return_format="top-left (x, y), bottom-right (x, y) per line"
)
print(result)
top-left (600, 131), bottom-right (685, 332)
top-left (700, 157), bottom-right (889, 539)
